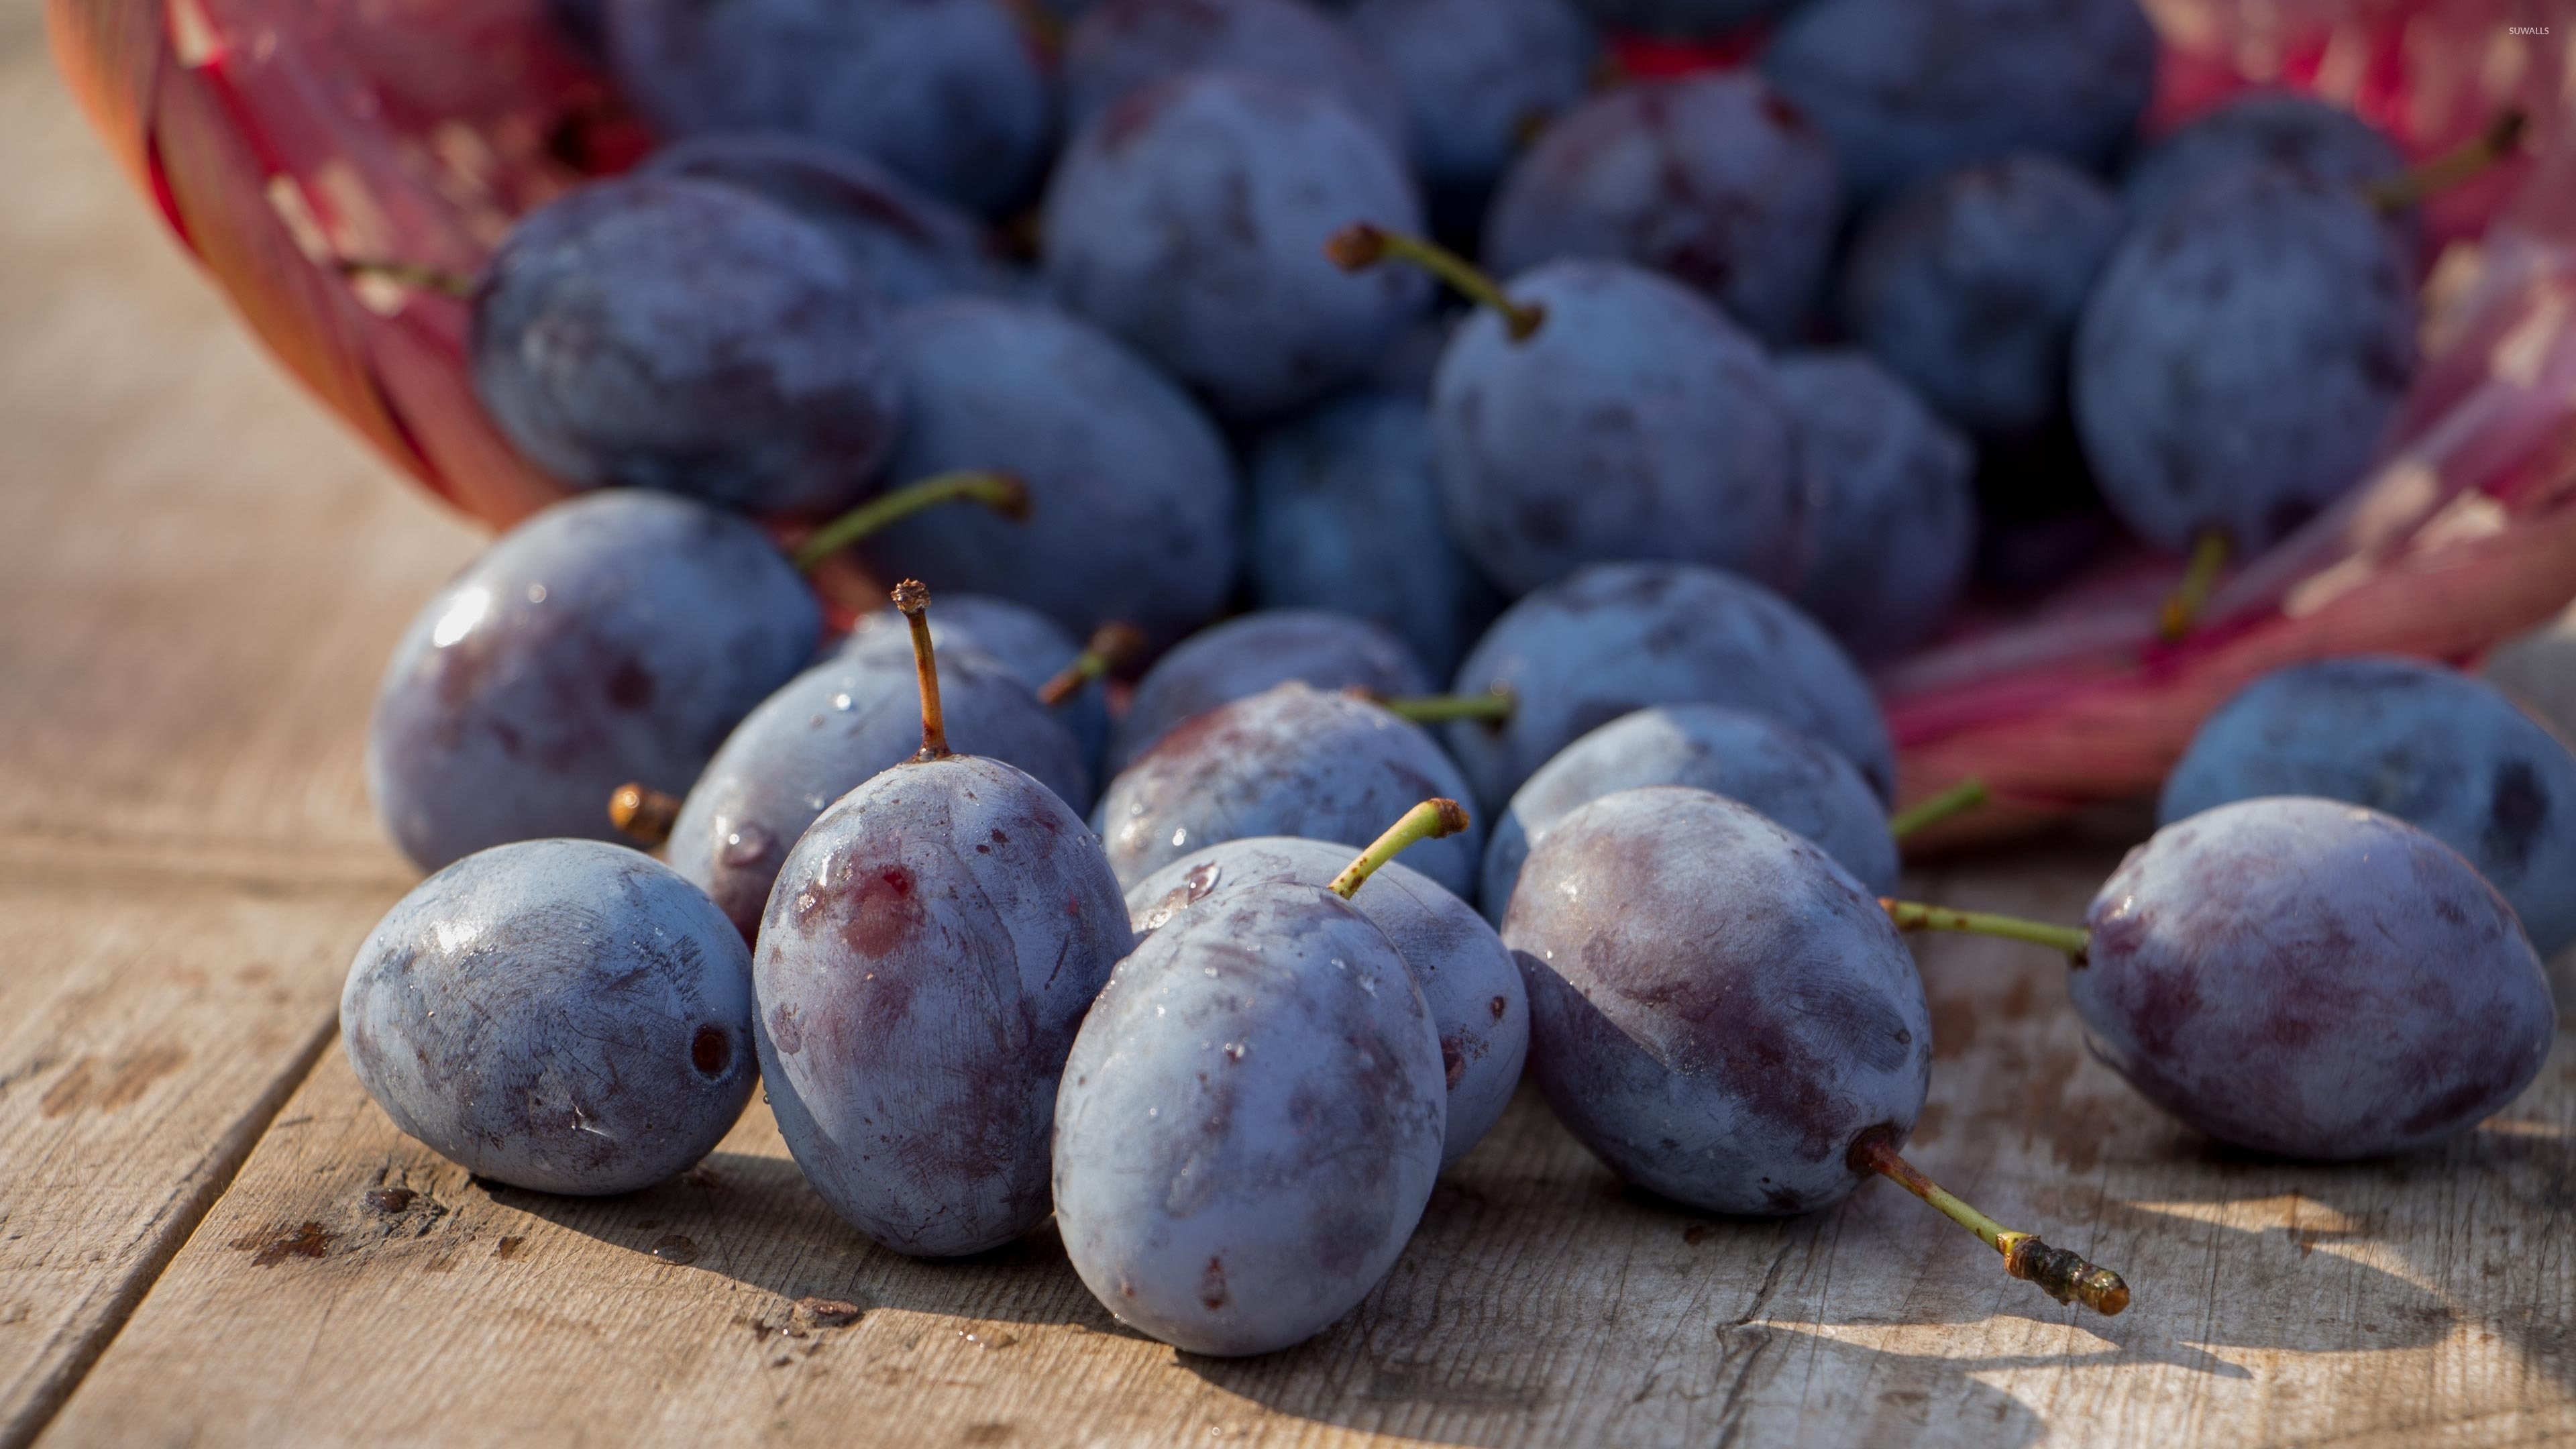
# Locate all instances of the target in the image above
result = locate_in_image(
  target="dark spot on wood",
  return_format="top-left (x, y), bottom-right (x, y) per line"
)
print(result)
top-left (364, 1187), bottom-right (417, 1215)
top-left (231, 1221), bottom-right (336, 1267)
top-left (796, 1297), bottom-right (865, 1328)
top-left (495, 1236), bottom-right (527, 1260)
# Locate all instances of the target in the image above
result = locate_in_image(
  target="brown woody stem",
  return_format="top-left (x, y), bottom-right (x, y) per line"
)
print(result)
top-left (1328, 799), bottom-right (1472, 899)
top-left (892, 580), bottom-right (951, 761)
top-left (1851, 1130), bottom-right (2130, 1316)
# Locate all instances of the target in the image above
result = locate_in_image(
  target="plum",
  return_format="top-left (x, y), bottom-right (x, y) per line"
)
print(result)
top-left (664, 645), bottom-right (1091, 941)
top-left (751, 584), bottom-right (1133, 1256)
top-left (1762, 0), bottom-right (2157, 205)
top-left (470, 176), bottom-right (903, 517)
top-left (2073, 167), bottom-right (2416, 557)
top-left (1483, 73), bottom-right (1842, 345)
top-left (1060, 0), bottom-right (1409, 159)
top-left (845, 298), bottom-right (1238, 650)
top-left (839, 593), bottom-right (1114, 771)
top-left (2124, 91), bottom-right (2408, 234)
top-left (1094, 682), bottom-right (1484, 898)
top-left (2083, 800), bottom-right (2554, 1157)
top-left (1126, 815), bottom-right (1526, 1168)
top-left (1043, 72), bottom-right (1429, 420)
top-left (1053, 880), bottom-right (1445, 1355)
top-left (640, 132), bottom-right (1022, 307)
top-left (606, 0), bottom-right (1051, 215)
top-left (1774, 350), bottom-right (1978, 661)
top-left (1444, 561), bottom-right (1893, 810)
top-left (2159, 657), bottom-right (2576, 955)
top-left (1838, 154), bottom-right (2125, 441)
top-left (367, 492), bottom-right (819, 873)
top-left (1419, 257), bottom-right (1806, 597)
top-left (1513, 787), bottom-right (2129, 1311)
top-left (1107, 611), bottom-right (1430, 775)
top-left (1346, 0), bottom-right (1597, 229)
top-left (1246, 392), bottom-right (1503, 679)
top-left (1482, 704), bottom-right (1900, 925)
top-left (342, 839), bottom-right (755, 1194)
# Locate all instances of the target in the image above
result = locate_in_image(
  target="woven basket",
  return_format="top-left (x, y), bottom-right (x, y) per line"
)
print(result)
top-left (49, 0), bottom-right (2576, 841)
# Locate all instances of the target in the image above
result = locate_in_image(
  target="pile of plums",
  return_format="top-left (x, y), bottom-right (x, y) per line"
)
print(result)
top-left (340, 0), bottom-right (2567, 1356)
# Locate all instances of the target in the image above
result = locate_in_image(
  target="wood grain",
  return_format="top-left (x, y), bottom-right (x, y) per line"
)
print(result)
top-left (0, 23), bottom-right (476, 1445)
top-left (41, 849), bottom-right (2576, 1448)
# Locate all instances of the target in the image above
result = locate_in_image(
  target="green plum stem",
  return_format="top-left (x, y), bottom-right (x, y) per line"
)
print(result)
top-left (2361, 109), bottom-right (2528, 213)
top-left (336, 258), bottom-right (476, 298)
top-left (1850, 1131), bottom-right (2130, 1316)
top-left (1324, 223), bottom-right (1546, 340)
top-left (1037, 623), bottom-right (1147, 707)
top-left (1888, 778), bottom-right (1989, 839)
top-left (793, 471), bottom-right (1031, 572)
top-left (1369, 688), bottom-right (1517, 724)
top-left (2157, 529), bottom-right (2231, 643)
top-left (1880, 899), bottom-right (2092, 961)
top-left (1328, 799), bottom-right (1473, 900)
top-left (608, 784), bottom-right (682, 848)
top-left (892, 580), bottom-right (951, 760)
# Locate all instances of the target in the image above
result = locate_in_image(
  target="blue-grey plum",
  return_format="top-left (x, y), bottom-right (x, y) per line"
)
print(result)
top-left (847, 299), bottom-right (1238, 649)
top-left (1483, 704), bottom-right (1898, 926)
top-left (606, 0), bottom-right (1052, 215)
top-left (341, 839), bottom-right (757, 1194)
top-left (753, 730), bottom-right (1132, 1256)
top-left (1506, 786), bottom-right (1931, 1213)
top-left (1446, 561), bottom-right (1894, 810)
top-left (470, 176), bottom-right (903, 517)
top-left (1127, 835), bottom-right (1527, 1168)
top-left (367, 492), bottom-right (820, 873)
top-left (1776, 350), bottom-right (1978, 661)
top-left (1430, 260), bottom-right (1805, 597)
top-left (1107, 610), bottom-right (1430, 775)
top-left (1248, 392), bottom-right (1502, 680)
top-left (1563, 0), bottom-right (1796, 36)
top-left (2081, 798), bottom-right (2554, 1158)
top-left (2158, 657), bottom-right (2576, 955)
top-left (1762, 0), bottom-right (2157, 205)
top-left (641, 132), bottom-right (1023, 307)
top-left (1061, 0), bottom-right (1409, 159)
top-left (2124, 91), bottom-right (2408, 235)
top-left (1346, 0), bottom-right (1597, 217)
top-left (1839, 153), bottom-right (2126, 441)
top-left (668, 647), bottom-right (1091, 940)
top-left (1054, 881), bottom-right (1445, 1355)
top-left (1095, 682), bottom-right (1485, 897)
top-left (1483, 73), bottom-right (1841, 345)
top-left (1042, 72), bottom-right (1429, 420)
top-left (840, 593), bottom-right (1110, 769)
top-left (2074, 167), bottom-right (2417, 555)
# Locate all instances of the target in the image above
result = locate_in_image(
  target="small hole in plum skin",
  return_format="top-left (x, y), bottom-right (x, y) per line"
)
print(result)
top-left (691, 1026), bottom-right (732, 1077)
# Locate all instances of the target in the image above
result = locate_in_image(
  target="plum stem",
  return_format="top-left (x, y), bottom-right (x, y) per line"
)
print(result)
top-left (1360, 687), bottom-right (1517, 724)
top-left (1880, 899), bottom-right (2091, 962)
top-left (2361, 109), bottom-right (2528, 213)
top-left (1888, 778), bottom-right (1988, 839)
top-left (1324, 223), bottom-right (1546, 341)
top-left (2157, 529), bottom-right (2230, 643)
top-left (1037, 623), bottom-right (1147, 706)
top-left (335, 258), bottom-right (474, 298)
top-left (1851, 1131), bottom-right (2130, 1316)
top-left (793, 472), bottom-right (1031, 572)
top-left (892, 580), bottom-right (951, 761)
top-left (1329, 798), bottom-right (1473, 899)
top-left (608, 784), bottom-right (682, 848)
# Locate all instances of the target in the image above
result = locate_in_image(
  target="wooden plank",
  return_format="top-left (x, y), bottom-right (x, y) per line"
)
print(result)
top-left (44, 849), bottom-right (2576, 1447)
top-left (0, 25), bottom-right (478, 1445)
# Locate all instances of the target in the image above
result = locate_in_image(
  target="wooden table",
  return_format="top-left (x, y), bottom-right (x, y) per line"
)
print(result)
top-left (5, 17), bottom-right (2573, 1445)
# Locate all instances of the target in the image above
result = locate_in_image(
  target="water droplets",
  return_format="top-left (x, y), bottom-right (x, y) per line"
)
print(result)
top-left (831, 692), bottom-right (854, 712)
top-left (1171, 828), bottom-right (1189, 849)
top-left (720, 824), bottom-right (776, 868)
top-left (649, 1233), bottom-right (700, 1265)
